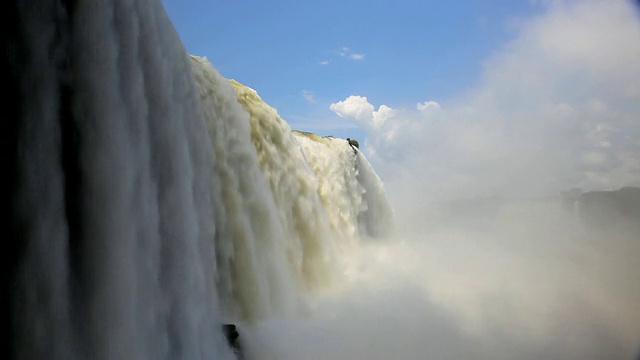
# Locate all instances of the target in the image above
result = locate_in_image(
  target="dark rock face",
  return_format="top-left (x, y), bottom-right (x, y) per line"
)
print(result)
top-left (577, 187), bottom-right (640, 235)
top-left (222, 324), bottom-right (243, 359)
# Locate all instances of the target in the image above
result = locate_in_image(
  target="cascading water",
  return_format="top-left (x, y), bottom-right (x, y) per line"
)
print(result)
top-left (190, 56), bottom-right (299, 323)
top-left (294, 134), bottom-right (366, 243)
top-left (7, 0), bottom-right (233, 359)
top-left (354, 151), bottom-right (395, 239)
top-left (190, 56), bottom-right (394, 323)
top-left (6, 1), bottom-right (394, 359)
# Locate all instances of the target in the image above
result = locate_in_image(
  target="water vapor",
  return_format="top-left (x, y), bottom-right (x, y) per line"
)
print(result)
top-left (311, 1), bottom-right (640, 359)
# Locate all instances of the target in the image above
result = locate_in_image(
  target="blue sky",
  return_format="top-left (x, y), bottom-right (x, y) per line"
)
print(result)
top-left (161, 0), bottom-right (541, 135)
top-left (162, 0), bottom-right (640, 196)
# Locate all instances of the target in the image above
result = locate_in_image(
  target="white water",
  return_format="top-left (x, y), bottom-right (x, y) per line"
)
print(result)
top-left (190, 56), bottom-right (394, 323)
top-left (10, 1), bottom-right (393, 359)
top-left (11, 1), bottom-right (231, 359)
top-left (9, 1), bottom-right (639, 360)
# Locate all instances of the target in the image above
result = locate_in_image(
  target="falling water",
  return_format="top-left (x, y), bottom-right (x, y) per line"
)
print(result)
top-left (6, 1), bottom-right (393, 359)
top-left (190, 57), bottom-right (394, 323)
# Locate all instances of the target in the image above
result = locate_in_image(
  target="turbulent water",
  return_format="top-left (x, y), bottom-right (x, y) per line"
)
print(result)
top-left (5, 1), bottom-right (640, 360)
top-left (189, 56), bottom-right (392, 324)
top-left (5, 1), bottom-right (392, 359)
top-left (7, 1), bottom-right (227, 359)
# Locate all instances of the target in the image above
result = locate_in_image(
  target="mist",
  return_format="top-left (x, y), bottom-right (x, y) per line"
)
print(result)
top-left (235, 190), bottom-right (639, 359)
top-left (331, 0), bottom-right (640, 199)
top-left (239, 1), bottom-right (640, 359)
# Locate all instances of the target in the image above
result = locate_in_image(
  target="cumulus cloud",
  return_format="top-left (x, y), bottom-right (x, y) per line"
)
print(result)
top-left (330, 95), bottom-right (374, 123)
top-left (335, 0), bottom-right (640, 199)
top-left (329, 95), bottom-right (393, 130)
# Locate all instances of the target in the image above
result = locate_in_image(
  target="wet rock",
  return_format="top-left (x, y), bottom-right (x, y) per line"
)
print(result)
top-left (222, 324), bottom-right (243, 359)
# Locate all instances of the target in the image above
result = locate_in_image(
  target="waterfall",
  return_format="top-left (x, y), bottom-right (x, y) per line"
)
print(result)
top-left (190, 57), bottom-right (393, 323)
top-left (5, 1), bottom-right (393, 358)
top-left (6, 0), bottom-right (236, 359)
top-left (355, 152), bottom-right (395, 239)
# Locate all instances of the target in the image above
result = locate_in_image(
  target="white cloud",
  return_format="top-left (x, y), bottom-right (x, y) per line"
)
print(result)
top-left (341, 0), bottom-right (640, 198)
top-left (416, 100), bottom-right (441, 112)
top-left (372, 104), bottom-right (394, 128)
top-left (302, 89), bottom-right (316, 103)
top-left (329, 95), bottom-right (394, 130)
top-left (324, 46), bottom-right (366, 64)
top-left (330, 95), bottom-right (374, 124)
